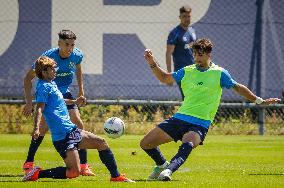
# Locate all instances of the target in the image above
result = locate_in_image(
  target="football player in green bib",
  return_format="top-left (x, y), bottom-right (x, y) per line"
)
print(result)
top-left (140, 38), bottom-right (280, 181)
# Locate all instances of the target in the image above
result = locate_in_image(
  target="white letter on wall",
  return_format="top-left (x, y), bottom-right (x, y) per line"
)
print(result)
top-left (52, 0), bottom-right (211, 74)
top-left (0, 0), bottom-right (19, 56)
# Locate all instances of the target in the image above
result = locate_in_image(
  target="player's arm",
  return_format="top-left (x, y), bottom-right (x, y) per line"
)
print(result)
top-left (76, 64), bottom-right (84, 96)
top-left (166, 44), bottom-right (175, 73)
top-left (145, 49), bottom-right (175, 85)
top-left (23, 69), bottom-right (36, 117)
top-left (33, 103), bottom-right (45, 139)
top-left (76, 64), bottom-right (86, 106)
top-left (233, 83), bottom-right (280, 105)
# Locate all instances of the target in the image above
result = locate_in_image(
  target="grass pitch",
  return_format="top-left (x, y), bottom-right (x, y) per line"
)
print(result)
top-left (0, 134), bottom-right (283, 188)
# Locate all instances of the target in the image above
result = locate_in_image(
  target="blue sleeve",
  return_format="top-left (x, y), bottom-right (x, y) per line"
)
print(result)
top-left (35, 85), bottom-right (49, 103)
top-left (172, 68), bottom-right (185, 83)
top-left (220, 69), bottom-right (237, 89)
top-left (77, 52), bottom-right (83, 65)
top-left (167, 29), bottom-right (177, 45)
top-left (74, 48), bottom-right (84, 65)
top-left (189, 27), bottom-right (197, 41)
top-left (41, 50), bottom-right (49, 56)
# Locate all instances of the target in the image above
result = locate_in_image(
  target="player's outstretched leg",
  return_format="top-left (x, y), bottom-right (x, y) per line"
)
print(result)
top-left (143, 148), bottom-right (169, 180)
top-left (22, 166), bottom-right (69, 181)
top-left (79, 130), bottom-right (135, 182)
top-left (140, 126), bottom-right (173, 180)
top-left (158, 141), bottom-right (194, 181)
top-left (97, 148), bottom-right (134, 182)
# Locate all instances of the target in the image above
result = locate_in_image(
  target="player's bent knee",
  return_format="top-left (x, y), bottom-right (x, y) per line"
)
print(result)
top-left (140, 139), bottom-right (152, 149)
top-left (182, 133), bottom-right (201, 148)
top-left (66, 169), bottom-right (80, 179)
top-left (140, 139), bottom-right (146, 149)
top-left (95, 136), bottom-right (109, 150)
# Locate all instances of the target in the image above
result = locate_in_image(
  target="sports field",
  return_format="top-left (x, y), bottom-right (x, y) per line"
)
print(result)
top-left (0, 134), bottom-right (283, 188)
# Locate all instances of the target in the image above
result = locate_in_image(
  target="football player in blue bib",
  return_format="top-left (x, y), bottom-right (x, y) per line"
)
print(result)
top-left (22, 56), bottom-right (134, 182)
top-left (22, 30), bottom-right (94, 176)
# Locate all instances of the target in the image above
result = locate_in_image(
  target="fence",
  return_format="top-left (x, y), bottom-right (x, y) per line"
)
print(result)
top-left (0, 99), bottom-right (283, 135)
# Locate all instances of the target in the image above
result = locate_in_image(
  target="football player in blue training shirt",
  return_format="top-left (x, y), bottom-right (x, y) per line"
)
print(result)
top-left (22, 30), bottom-right (94, 176)
top-left (141, 38), bottom-right (281, 181)
top-left (22, 56), bottom-right (134, 182)
top-left (166, 5), bottom-right (197, 100)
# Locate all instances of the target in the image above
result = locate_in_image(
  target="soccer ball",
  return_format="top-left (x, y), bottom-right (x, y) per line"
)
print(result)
top-left (103, 117), bottom-right (125, 139)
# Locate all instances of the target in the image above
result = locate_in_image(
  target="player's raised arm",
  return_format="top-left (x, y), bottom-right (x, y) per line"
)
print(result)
top-left (233, 83), bottom-right (281, 105)
top-left (144, 49), bottom-right (175, 85)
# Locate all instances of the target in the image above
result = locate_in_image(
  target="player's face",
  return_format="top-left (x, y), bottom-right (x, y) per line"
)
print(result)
top-left (179, 11), bottom-right (191, 28)
top-left (58, 39), bottom-right (75, 58)
top-left (193, 49), bottom-right (211, 67)
top-left (43, 65), bottom-right (57, 81)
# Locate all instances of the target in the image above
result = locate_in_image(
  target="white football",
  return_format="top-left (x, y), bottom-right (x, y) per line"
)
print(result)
top-left (103, 117), bottom-right (125, 139)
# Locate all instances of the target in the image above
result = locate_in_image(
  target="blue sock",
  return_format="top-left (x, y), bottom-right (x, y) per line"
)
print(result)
top-left (39, 167), bottom-right (67, 179)
top-left (99, 149), bottom-right (120, 178)
top-left (167, 142), bottom-right (193, 173)
top-left (79, 149), bottom-right (87, 164)
top-left (143, 147), bottom-right (166, 166)
top-left (25, 136), bottom-right (44, 162)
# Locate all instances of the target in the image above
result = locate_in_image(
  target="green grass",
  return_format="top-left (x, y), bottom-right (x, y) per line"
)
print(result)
top-left (0, 134), bottom-right (284, 188)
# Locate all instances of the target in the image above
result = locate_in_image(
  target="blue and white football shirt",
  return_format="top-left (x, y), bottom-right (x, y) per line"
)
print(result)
top-left (32, 47), bottom-right (83, 94)
top-left (35, 80), bottom-right (76, 141)
top-left (167, 25), bottom-right (197, 71)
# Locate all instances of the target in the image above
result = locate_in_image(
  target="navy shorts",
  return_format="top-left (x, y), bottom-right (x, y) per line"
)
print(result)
top-left (53, 128), bottom-right (82, 159)
top-left (63, 92), bottom-right (78, 110)
top-left (158, 117), bottom-right (208, 144)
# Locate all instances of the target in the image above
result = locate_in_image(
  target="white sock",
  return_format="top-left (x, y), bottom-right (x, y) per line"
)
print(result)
top-left (159, 161), bottom-right (169, 168)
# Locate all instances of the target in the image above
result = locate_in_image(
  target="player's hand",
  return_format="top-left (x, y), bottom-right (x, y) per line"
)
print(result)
top-left (31, 128), bottom-right (40, 140)
top-left (75, 96), bottom-right (87, 107)
top-left (144, 49), bottom-right (154, 63)
top-left (262, 98), bottom-right (281, 105)
top-left (23, 103), bottom-right (33, 117)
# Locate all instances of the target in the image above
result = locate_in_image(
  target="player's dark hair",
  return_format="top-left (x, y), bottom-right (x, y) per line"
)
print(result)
top-left (191, 38), bottom-right (213, 54)
top-left (58, 30), bottom-right (76, 40)
top-left (35, 56), bottom-right (56, 79)
top-left (179, 5), bottom-right (191, 15)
